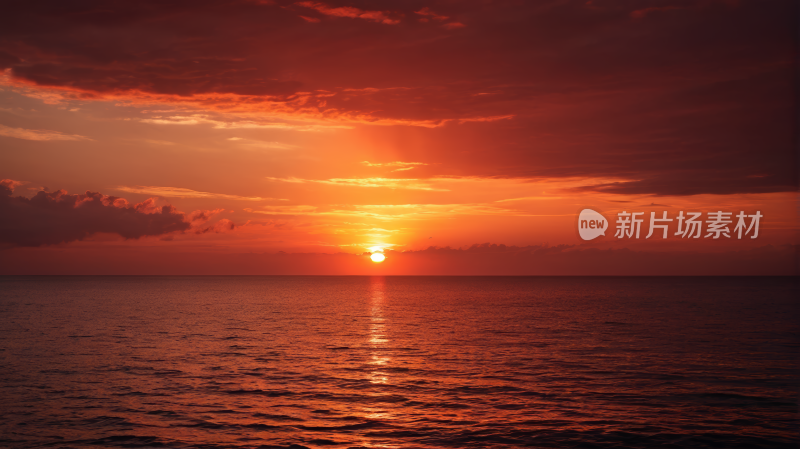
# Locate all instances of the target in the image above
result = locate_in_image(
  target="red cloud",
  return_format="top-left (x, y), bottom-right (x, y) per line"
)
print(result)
top-left (0, 181), bottom-right (190, 248)
top-left (186, 209), bottom-right (237, 234)
top-left (442, 22), bottom-right (465, 29)
top-left (0, 0), bottom-right (794, 196)
top-left (415, 7), bottom-right (449, 21)
top-left (295, 1), bottom-right (399, 24)
top-left (187, 209), bottom-right (225, 226)
top-left (195, 218), bottom-right (236, 234)
top-left (1, 179), bottom-right (25, 190)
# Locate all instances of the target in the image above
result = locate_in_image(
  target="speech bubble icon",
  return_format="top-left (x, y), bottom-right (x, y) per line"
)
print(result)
top-left (578, 209), bottom-right (608, 240)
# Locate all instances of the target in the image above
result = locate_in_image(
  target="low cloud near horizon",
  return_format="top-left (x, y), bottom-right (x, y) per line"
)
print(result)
top-left (0, 179), bottom-right (190, 248)
top-left (2, 242), bottom-right (796, 276)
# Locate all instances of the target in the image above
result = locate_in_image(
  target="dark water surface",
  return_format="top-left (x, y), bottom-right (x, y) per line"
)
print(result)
top-left (0, 276), bottom-right (797, 448)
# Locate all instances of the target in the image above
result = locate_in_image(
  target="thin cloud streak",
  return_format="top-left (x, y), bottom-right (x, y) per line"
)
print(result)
top-left (264, 177), bottom-right (448, 191)
top-left (295, 1), bottom-right (400, 25)
top-left (0, 124), bottom-right (90, 141)
top-left (362, 161), bottom-right (428, 172)
top-left (139, 114), bottom-right (351, 132)
top-left (245, 202), bottom-right (523, 220)
top-left (116, 186), bottom-right (267, 201)
top-left (228, 137), bottom-right (296, 150)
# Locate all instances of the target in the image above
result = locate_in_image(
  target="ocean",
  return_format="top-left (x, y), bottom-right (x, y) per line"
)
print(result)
top-left (0, 276), bottom-right (797, 448)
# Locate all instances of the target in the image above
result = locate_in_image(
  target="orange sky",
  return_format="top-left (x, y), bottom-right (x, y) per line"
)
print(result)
top-left (0, 0), bottom-right (797, 274)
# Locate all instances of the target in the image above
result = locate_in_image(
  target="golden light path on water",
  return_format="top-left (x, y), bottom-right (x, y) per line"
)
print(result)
top-left (360, 276), bottom-right (393, 447)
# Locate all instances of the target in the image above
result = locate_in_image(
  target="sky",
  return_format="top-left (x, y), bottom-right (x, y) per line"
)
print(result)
top-left (0, 0), bottom-right (797, 275)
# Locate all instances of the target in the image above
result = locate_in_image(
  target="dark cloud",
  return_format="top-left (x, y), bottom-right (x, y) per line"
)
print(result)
top-left (0, 0), bottom-right (795, 195)
top-left (195, 219), bottom-right (236, 234)
top-left (0, 180), bottom-right (190, 248)
top-left (567, 173), bottom-right (794, 196)
top-left (1, 242), bottom-right (795, 275)
top-left (636, 202), bottom-right (671, 208)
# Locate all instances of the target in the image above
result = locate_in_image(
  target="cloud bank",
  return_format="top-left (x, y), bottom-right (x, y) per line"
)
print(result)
top-left (1, 242), bottom-right (795, 275)
top-left (0, 180), bottom-right (190, 247)
top-left (0, 0), bottom-right (795, 195)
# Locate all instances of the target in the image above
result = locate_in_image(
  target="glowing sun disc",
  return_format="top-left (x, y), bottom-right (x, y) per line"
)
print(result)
top-left (370, 253), bottom-right (386, 263)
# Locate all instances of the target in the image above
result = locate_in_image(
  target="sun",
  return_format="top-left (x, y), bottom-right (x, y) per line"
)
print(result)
top-left (370, 252), bottom-right (386, 263)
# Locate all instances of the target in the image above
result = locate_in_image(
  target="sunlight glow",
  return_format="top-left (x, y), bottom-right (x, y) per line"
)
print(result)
top-left (370, 252), bottom-right (386, 263)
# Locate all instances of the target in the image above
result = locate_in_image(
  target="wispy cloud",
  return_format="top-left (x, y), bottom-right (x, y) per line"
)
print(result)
top-left (227, 137), bottom-right (296, 150)
top-left (323, 204), bottom-right (573, 221)
top-left (415, 7), bottom-right (449, 21)
top-left (244, 205), bottom-right (318, 215)
top-left (296, 1), bottom-right (399, 25)
top-left (457, 115), bottom-right (513, 124)
top-left (140, 114), bottom-right (351, 132)
top-left (0, 124), bottom-right (90, 141)
top-left (443, 22), bottom-right (466, 30)
top-left (414, 8), bottom-right (466, 29)
top-left (264, 176), bottom-right (448, 191)
top-left (495, 196), bottom-right (564, 202)
top-left (362, 161), bottom-right (428, 172)
top-left (137, 111), bottom-right (505, 131)
top-left (245, 202), bottom-right (517, 220)
top-left (333, 203), bottom-right (512, 219)
top-left (116, 186), bottom-right (267, 201)
top-left (4, 69), bottom-right (513, 131)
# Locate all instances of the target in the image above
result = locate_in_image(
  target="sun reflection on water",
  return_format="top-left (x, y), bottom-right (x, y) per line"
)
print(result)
top-left (368, 276), bottom-right (390, 385)
top-left (356, 276), bottom-right (397, 448)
